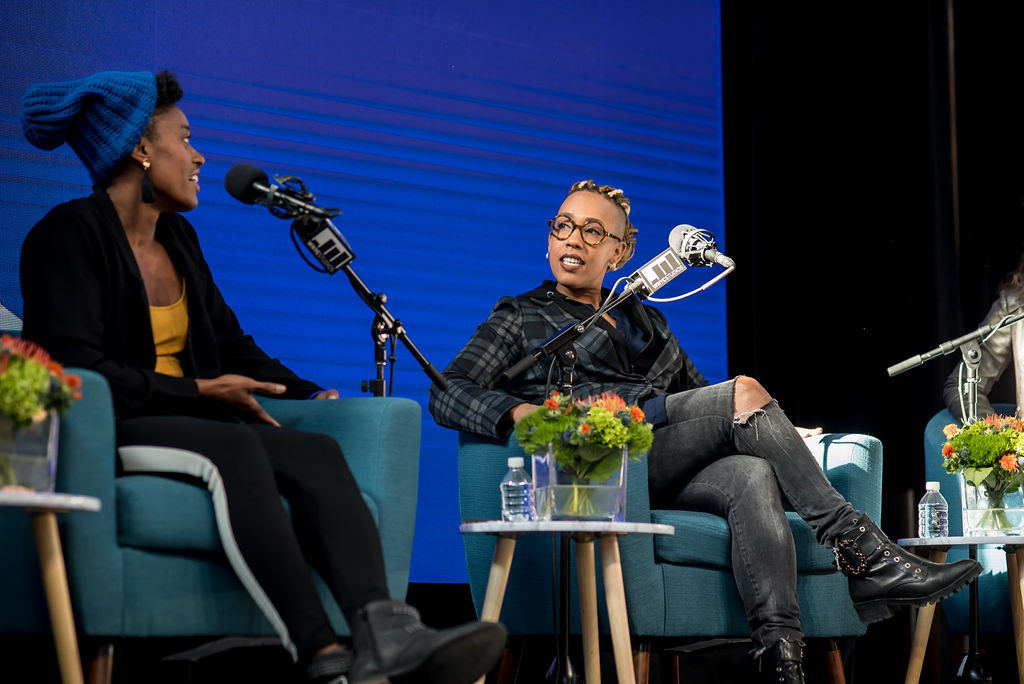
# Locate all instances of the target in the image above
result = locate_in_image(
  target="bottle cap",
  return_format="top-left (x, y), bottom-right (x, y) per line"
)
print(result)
top-left (925, 481), bottom-right (941, 491)
top-left (508, 456), bottom-right (524, 468)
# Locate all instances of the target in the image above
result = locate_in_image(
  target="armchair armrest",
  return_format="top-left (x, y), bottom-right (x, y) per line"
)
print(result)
top-left (803, 433), bottom-right (883, 522)
top-left (258, 395), bottom-right (421, 596)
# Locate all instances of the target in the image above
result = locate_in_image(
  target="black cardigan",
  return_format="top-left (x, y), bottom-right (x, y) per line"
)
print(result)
top-left (20, 189), bottom-right (321, 418)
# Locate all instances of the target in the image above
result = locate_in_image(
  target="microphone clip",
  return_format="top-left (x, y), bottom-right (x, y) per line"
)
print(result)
top-left (266, 174), bottom-right (341, 219)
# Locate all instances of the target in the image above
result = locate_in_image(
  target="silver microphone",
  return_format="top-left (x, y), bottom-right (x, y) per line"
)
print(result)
top-left (669, 224), bottom-right (734, 268)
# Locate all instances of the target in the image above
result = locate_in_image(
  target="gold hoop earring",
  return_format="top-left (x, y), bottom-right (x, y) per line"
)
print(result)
top-left (140, 158), bottom-right (155, 204)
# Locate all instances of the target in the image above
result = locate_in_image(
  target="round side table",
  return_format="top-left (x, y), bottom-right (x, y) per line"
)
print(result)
top-left (461, 520), bottom-right (673, 684)
top-left (0, 490), bottom-right (101, 684)
top-left (897, 535), bottom-right (1024, 684)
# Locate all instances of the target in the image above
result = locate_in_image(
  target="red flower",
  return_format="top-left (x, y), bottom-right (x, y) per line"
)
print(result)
top-left (942, 443), bottom-right (954, 458)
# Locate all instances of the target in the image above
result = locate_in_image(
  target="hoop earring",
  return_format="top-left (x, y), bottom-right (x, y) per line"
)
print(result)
top-left (545, 252), bottom-right (550, 259)
top-left (140, 158), bottom-right (156, 204)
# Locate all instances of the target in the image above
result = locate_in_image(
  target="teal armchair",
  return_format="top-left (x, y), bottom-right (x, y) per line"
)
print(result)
top-left (0, 369), bottom-right (421, 653)
top-left (458, 431), bottom-right (882, 675)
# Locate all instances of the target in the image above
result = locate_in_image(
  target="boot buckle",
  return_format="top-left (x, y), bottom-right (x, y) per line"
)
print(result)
top-left (834, 538), bottom-right (868, 576)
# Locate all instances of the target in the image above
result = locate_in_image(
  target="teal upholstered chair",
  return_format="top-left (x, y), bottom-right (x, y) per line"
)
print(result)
top-left (458, 431), bottom-right (882, 679)
top-left (923, 407), bottom-right (1014, 635)
top-left (0, 369), bottom-right (421, 667)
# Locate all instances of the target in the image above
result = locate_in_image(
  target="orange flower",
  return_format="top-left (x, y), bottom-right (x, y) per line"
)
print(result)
top-left (589, 392), bottom-right (627, 413)
top-left (578, 423), bottom-right (592, 436)
top-left (1010, 418), bottom-right (1024, 432)
top-left (48, 361), bottom-right (64, 378)
top-left (64, 374), bottom-right (82, 389)
top-left (1001, 453), bottom-right (1019, 472)
top-left (544, 397), bottom-right (559, 410)
top-left (942, 443), bottom-right (954, 458)
top-left (629, 406), bottom-right (645, 422)
top-left (984, 414), bottom-right (1003, 428)
top-left (942, 424), bottom-right (960, 438)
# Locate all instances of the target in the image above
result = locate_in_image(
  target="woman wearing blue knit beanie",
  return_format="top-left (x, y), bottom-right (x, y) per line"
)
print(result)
top-left (19, 70), bottom-right (505, 684)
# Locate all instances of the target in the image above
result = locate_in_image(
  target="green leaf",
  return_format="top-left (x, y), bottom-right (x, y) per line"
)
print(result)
top-left (585, 452), bottom-right (623, 483)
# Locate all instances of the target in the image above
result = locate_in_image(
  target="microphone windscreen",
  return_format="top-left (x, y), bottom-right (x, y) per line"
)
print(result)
top-left (668, 224), bottom-right (698, 254)
top-left (224, 163), bottom-right (269, 204)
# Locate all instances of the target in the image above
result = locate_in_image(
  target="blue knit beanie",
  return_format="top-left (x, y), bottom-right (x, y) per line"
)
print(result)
top-left (21, 71), bottom-right (158, 184)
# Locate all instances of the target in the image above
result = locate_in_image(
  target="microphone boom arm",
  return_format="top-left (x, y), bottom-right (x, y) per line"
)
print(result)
top-left (290, 215), bottom-right (447, 392)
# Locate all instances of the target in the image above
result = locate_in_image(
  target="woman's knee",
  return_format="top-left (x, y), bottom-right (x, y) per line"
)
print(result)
top-left (733, 376), bottom-right (772, 418)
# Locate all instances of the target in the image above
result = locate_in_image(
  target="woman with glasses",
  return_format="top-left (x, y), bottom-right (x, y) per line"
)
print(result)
top-left (429, 179), bottom-right (981, 684)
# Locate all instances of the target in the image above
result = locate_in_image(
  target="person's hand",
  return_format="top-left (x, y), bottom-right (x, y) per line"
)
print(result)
top-left (796, 426), bottom-right (823, 438)
top-left (510, 403), bottom-right (541, 424)
top-left (312, 389), bottom-right (339, 400)
top-left (195, 374), bottom-right (285, 426)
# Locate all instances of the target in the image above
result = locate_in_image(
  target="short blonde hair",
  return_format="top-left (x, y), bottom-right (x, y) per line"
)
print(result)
top-left (567, 180), bottom-right (636, 269)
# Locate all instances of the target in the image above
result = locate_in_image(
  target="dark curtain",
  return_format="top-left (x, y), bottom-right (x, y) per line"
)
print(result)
top-left (721, 1), bottom-right (1024, 679)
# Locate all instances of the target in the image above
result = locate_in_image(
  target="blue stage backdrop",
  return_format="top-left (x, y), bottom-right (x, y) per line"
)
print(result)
top-left (1, 0), bottom-right (725, 582)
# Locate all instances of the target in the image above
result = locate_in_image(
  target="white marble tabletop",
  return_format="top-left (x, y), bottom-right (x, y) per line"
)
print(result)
top-left (0, 490), bottom-right (101, 513)
top-left (897, 534), bottom-right (1024, 547)
top-left (460, 520), bottom-right (674, 536)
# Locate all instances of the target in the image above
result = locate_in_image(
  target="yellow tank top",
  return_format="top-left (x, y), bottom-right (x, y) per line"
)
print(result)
top-left (150, 281), bottom-right (188, 377)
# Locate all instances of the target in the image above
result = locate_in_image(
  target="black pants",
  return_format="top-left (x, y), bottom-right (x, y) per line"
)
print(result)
top-left (117, 415), bottom-right (391, 659)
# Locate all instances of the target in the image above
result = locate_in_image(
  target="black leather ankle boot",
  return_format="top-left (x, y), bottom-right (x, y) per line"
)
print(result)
top-left (834, 514), bottom-right (982, 622)
top-left (348, 599), bottom-right (506, 684)
top-left (305, 645), bottom-right (353, 683)
top-left (760, 641), bottom-right (805, 684)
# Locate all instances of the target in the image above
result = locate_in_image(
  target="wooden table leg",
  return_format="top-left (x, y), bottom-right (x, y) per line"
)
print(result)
top-left (474, 535), bottom-right (516, 684)
top-left (575, 538), bottom-right (600, 684)
top-left (599, 534), bottom-right (635, 684)
top-left (1007, 546), bottom-right (1024, 684)
top-left (904, 548), bottom-right (946, 684)
top-left (30, 511), bottom-right (84, 684)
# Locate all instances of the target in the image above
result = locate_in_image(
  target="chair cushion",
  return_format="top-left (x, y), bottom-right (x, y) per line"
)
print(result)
top-left (116, 474), bottom-right (380, 553)
top-left (650, 509), bottom-right (838, 572)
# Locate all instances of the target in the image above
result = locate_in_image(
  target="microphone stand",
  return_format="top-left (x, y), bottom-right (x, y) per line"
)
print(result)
top-left (291, 215), bottom-right (447, 394)
top-left (886, 309), bottom-right (1024, 424)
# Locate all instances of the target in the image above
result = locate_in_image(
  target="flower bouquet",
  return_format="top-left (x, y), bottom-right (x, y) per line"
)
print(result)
top-left (940, 415), bottom-right (1024, 534)
top-left (0, 335), bottom-right (82, 491)
top-left (515, 391), bottom-right (654, 520)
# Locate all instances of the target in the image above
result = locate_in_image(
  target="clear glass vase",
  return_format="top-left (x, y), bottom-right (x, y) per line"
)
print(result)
top-left (0, 410), bottom-right (60, 491)
top-left (531, 443), bottom-right (628, 522)
top-left (960, 474), bottom-right (1024, 536)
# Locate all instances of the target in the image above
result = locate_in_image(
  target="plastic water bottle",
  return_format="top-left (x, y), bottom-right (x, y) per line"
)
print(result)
top-left (917, 481), bottom-right (948, 538)
top-left (500, 456), bottom-right (533, 522)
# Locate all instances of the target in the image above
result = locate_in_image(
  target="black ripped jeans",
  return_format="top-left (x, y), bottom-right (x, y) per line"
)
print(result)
top-left (645, 379), bottom-right (859, 653)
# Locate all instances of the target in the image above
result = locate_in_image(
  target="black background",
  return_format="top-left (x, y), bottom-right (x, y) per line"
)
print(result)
top-left (721, 2), bottom-right (1024, 680)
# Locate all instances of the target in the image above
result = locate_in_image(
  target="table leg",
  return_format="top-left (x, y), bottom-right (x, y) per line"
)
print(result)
top-left (599, 534), bottom-right (635, 684)
top-left (904, 548), bottom-right (947, 684)
top-left (30, 511), bottom-right (84, 684)
top-left (481, 535), bottom-right (517, 622)
top-left (575, 538), bottom-right (600, 684)
top-left (1008, 547), bottom-right (1024, 684)
top-left (474, 535), bottom-right (516, 684)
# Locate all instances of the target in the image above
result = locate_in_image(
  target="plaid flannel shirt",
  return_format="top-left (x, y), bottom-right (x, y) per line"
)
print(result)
top-left (429, 281), bottom-right (707, 438)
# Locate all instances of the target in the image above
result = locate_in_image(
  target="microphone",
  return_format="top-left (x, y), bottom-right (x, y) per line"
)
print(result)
top-left (669, 225), bottom-right (735, 268)
top-left (224, 163), bottom-right (340, 219)
top-left (620, 244), bottom-right (689, 300)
